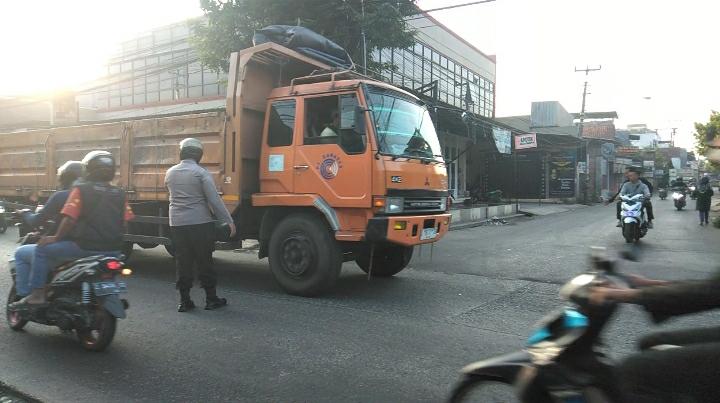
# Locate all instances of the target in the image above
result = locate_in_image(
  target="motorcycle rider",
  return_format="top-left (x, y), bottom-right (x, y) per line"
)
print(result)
top-left (11, 161), bottom-right (83, 300)
top-left (590, 129), bottom-right (720, 403)
top-left (607, 166), bottom-right (654, 228)
top-left (12, 151), bottom-right (134, 307)
top-left (670, 176), bottom-right (688, 193)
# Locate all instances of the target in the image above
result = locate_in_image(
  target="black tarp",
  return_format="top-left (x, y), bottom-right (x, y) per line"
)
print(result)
top-left (253, 25), bottom-right (353, 69)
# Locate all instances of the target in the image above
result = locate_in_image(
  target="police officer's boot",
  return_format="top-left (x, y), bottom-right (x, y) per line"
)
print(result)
top-left (204, 287), bottom-right (227, 310)
top-left (177, 289), bottom-right (195, 313)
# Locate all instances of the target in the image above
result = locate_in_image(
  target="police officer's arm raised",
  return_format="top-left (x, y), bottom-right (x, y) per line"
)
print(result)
top-left (200, 171), bottom-right (236, 237)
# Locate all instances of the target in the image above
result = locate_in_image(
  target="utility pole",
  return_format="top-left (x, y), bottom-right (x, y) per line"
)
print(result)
top-left (575, 65), bottom-right (602, 137)
top-left (361, 0), bottom-right (368, 75)
top-left (670, 127), bottom-right (677, 147)
top-left (573, 65), bottom-right (601, 204)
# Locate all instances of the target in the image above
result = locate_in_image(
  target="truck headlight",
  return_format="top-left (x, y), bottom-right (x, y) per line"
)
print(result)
top-left (385, 197), bottom-right (404, 214)
top-left (440, 197), bottom-right (448, 211)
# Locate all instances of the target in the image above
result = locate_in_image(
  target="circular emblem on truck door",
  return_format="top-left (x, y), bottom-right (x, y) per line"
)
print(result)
top-left (316, 153), bottom-right (342, 180)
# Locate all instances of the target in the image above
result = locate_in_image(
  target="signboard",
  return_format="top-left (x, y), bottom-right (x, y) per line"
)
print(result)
top-left (643, 160), bottom-right (655, 169)
top-left (577, 161), bottom-right (587, 174)
top-left (492, 127), bottom-right (512, 154)
top-left (601, 143), bottom-right (615, 159)
top-left (655, 170), bottom-right (665, 176)
top-left (514, 133), bottom-right (537, 150)
top-left (549, 154), bottom-right (576, 197)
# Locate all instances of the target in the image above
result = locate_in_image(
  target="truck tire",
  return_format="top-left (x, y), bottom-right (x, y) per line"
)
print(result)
top-left (268, 214), bottom-right (342, 297)
top-left (356, 244), bottom-right (413, 277)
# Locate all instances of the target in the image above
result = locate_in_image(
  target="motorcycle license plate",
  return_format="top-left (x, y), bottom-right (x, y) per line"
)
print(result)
top-left (92, 281), bottom-right (127, 296)
top-left (420, 228), bottom-right (438, 240)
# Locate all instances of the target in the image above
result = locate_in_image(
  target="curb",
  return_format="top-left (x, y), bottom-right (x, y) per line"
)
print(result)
top-left (449, 213), bottom-right (526, 231)
top-left (0, 381), bottom-right (39, 403)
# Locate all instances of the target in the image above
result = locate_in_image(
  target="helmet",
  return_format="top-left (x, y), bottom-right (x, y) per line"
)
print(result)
top-left (57, 160), bottom-right (83, 189)
top-left (82, 150), bottom-right (116, 182)
top-left (179, 138), bottom-right (203, 162)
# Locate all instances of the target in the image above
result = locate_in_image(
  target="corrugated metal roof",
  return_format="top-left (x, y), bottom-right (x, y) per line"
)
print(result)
top-left (495, 115), bottom-right (579, 137)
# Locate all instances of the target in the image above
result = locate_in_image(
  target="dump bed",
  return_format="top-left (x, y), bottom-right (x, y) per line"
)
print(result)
top-left (0, 43), bottom-right (329, 210)
top-left (0, 111), bottom-right (225, 201)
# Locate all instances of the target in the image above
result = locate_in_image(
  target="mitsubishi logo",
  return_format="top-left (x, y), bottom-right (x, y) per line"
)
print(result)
top-left (424, 177), bottom-right (430, 186)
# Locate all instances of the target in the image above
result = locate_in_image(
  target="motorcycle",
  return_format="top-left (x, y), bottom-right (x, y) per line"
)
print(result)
top-left (689, 185), bottom-right (697, 200)
top-left (672, 189), bottom-right (687, 211)
top-left (0, 204), bottom-right (7, 234)
top-left (620, 194), bottom-right (647, 243)
top-left (5, 214), bottom-right (132, 352)
top-left (448, 249), bottom-right (687, 403)
top-left (657, 188), bottom-right (667, 200)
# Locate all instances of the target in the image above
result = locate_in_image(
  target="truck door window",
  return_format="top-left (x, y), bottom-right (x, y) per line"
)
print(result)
top-left (267, 100), bottom-right (296, 147)
top-left (304, 94), bottom-right (365, 154)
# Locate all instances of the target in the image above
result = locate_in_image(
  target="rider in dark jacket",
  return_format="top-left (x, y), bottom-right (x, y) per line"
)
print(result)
top-left (591, 272), bottom-right (720, 403)
top-left (12, 151), bottom-right (134, 306)
top-left (607, 167), bottom-right (655, 228)
top-left (11, 161), bottom-right (83, 299)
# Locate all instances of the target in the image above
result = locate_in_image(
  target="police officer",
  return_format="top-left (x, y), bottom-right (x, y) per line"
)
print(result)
top-left (165, 138), bottom-right (236, 312)
top-left (14, 151), bottom-right (133, 306)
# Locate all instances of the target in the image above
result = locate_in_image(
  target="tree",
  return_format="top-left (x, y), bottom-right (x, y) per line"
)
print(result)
top-left (191, 0), bottom-right (418, 74)
top-left (693, 111), bottom-right (720, 171)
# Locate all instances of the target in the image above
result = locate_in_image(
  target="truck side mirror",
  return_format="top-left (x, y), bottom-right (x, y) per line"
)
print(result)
top-left (354, 106), bottom-right (368, 135)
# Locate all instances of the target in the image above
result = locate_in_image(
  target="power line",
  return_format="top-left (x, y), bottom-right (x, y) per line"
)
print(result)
top-left (405, 0), bottom-right (497, 21)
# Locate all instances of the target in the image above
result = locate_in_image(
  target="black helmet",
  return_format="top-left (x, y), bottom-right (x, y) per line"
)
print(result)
top-left (179, 138), bottom-right (203, 163)
top-left (57, 160), bottom-right (83, 189)
top-left (82, 150), bottom-right (116, 182)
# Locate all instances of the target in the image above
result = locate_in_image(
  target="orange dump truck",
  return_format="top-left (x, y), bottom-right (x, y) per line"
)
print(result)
top-left (0, 43), bottom-right (451, 296)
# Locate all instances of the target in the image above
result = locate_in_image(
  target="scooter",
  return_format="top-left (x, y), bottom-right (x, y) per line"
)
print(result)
top-left (6, 215), bottom-right (132, 352)
top-left (657, 188), bottom-right (667, 200)
top-left (448, 249), bottom-right (688, 403)
top-left (672, 189), bottom-right (687, 210)
top-left (689, 185), bottom-right (697, 200)
top-left (620, 194), bottom-right (647, 243)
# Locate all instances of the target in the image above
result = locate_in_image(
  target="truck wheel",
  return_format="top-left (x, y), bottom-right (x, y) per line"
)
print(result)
top-left (268, 214), bottom-right (342, 297)
top-left (356, 245), bottom-right (413, 277)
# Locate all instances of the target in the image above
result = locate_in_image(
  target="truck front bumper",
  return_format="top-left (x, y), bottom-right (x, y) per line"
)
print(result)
top-left (365, 213), bottom-right (451, 246)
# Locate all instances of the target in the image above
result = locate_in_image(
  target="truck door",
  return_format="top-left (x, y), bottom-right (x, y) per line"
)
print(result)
top-left (294, 93), bottom-right (371, 207)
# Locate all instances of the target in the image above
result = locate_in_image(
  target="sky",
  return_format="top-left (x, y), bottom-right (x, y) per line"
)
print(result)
top-left (1, 0), bottom-right (718, 150)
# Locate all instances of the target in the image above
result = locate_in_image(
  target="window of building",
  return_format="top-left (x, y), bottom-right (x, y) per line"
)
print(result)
top-left (304, 94), bottom-right (364, 154)
top-left (267, 100), bottom-right (296, 147)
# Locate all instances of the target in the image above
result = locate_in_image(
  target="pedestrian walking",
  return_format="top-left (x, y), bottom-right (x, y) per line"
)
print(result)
top-left (165, 138), bottom-right (236, 312)
top-left (693, 176), bottom-right (714, 226)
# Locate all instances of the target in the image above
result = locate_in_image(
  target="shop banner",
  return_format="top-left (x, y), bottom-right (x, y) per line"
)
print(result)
top-left (549, 154), bottom-right (576, 197)
top-left (514, 133), bottom-right (537, 150)
top-left (492, 127), bottom-right (512, 154)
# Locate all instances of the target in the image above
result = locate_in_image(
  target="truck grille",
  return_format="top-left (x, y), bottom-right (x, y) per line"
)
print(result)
top-left (403, 197), bottom-right (444, 213)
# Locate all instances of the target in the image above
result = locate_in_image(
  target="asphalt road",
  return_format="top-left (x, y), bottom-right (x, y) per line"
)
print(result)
top-left (0, 198), bottom-right (718, 402)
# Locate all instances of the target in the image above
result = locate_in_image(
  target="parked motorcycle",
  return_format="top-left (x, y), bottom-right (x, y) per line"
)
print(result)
top-left (448, 249), bottom-right (686, 403)
top-left (672, 189), bottom-right (687, 210)
top-left (5, 215), bottom-right (131, 352)
top-left (657, 188), bottom-right (667, 200)
top-left (620, 194), bottom-right (647, 243)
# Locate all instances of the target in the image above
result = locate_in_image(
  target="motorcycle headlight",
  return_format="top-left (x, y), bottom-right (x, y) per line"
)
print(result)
top-left (385, 197), bottom-right (404, 214)
top-left (672, 193), bottom-right (683, 200)
top-left (689, 186), bottom-right (696, 191)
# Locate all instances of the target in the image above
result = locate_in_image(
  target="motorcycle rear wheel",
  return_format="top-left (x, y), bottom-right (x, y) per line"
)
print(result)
top-left (449, 375), bottom-right (519, 403)
top-left (76, 308), bottom-right (116, 352)
top-left (6, 286), bottom-right (28, 331)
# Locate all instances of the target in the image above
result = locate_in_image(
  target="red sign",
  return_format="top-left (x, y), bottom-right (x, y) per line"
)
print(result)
top-left (514, 133), bottom-right (537, 150)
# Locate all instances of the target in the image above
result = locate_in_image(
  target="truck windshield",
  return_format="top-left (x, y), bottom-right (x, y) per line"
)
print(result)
top-left (366, 87), bottom-right (443, 162)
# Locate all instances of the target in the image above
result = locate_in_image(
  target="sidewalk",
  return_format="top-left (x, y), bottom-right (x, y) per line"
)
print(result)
top-left (518, 202), bottom-right (589, 216)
